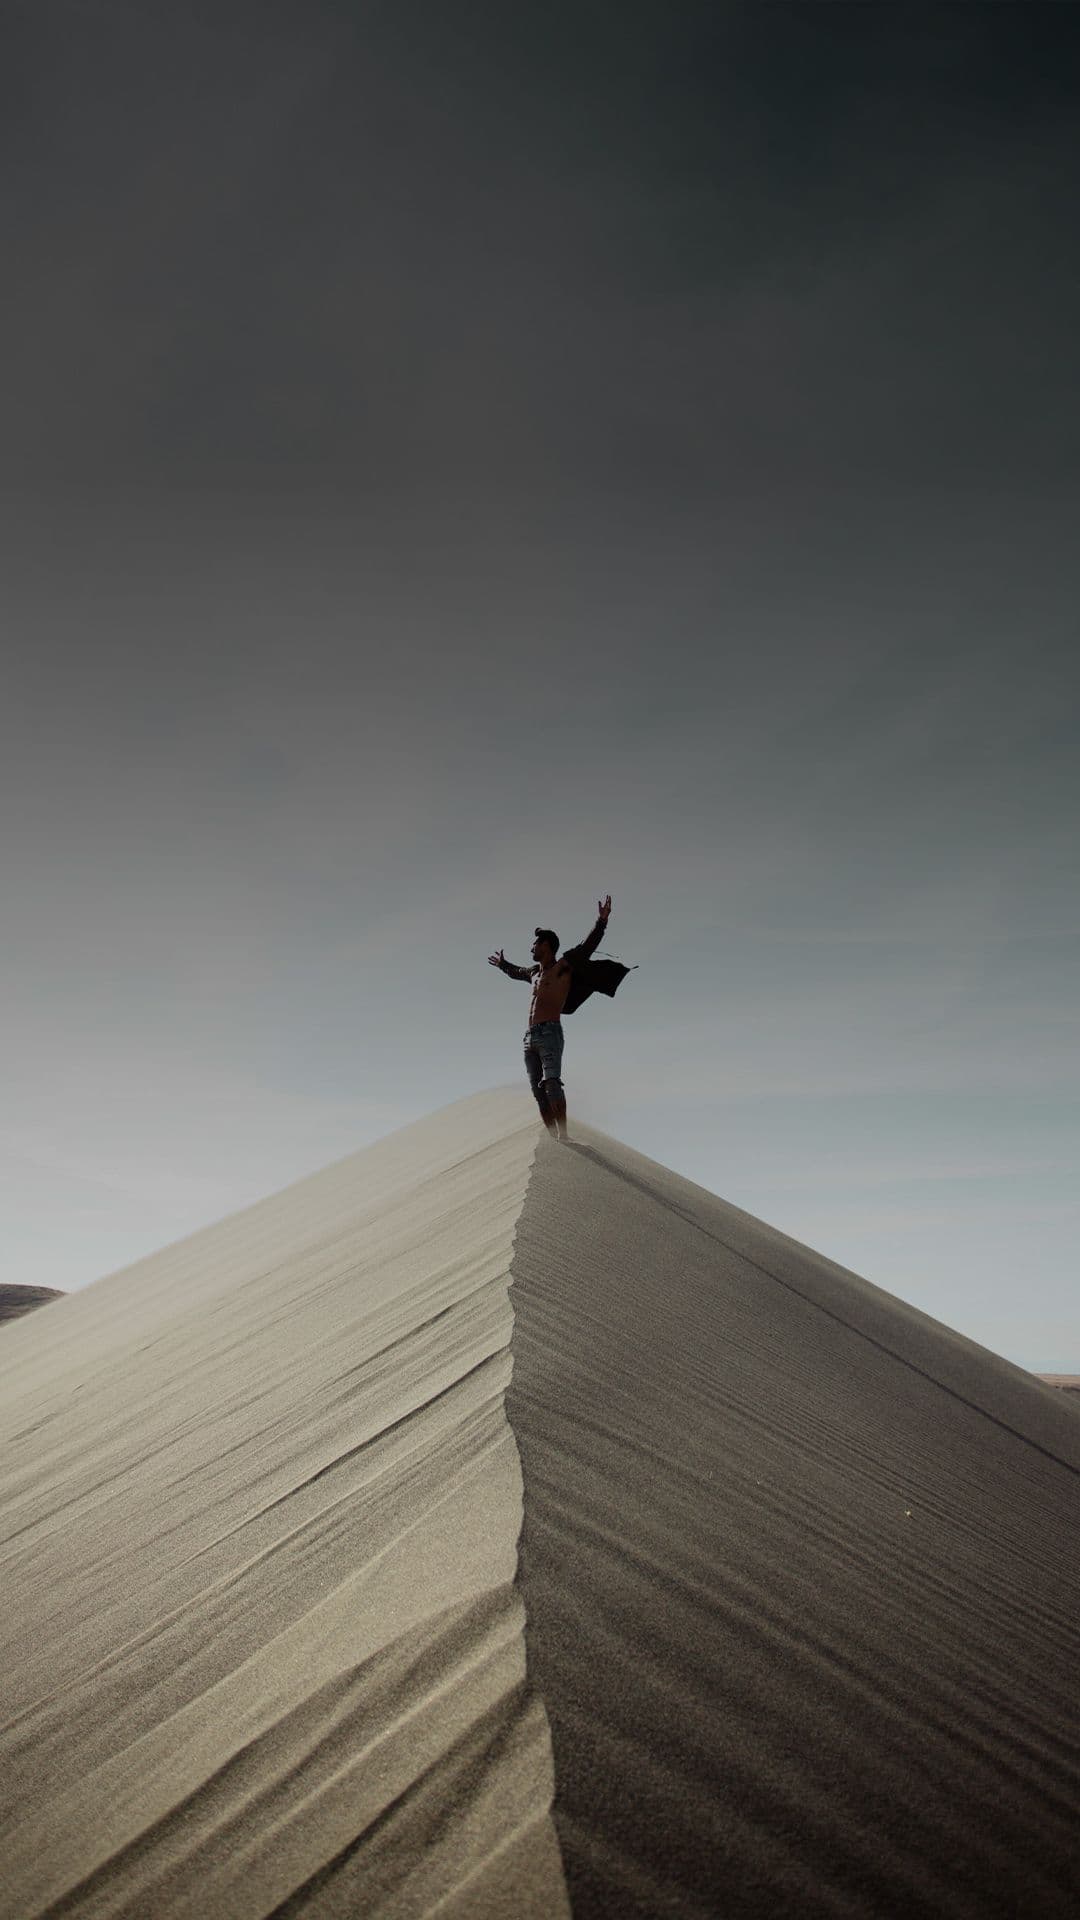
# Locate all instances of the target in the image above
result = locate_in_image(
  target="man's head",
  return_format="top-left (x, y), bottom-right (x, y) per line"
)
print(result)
top-left (531, 927), bottom-right (559, 966)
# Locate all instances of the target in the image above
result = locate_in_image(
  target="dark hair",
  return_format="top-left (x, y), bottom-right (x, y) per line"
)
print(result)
top-left (534, 926), bottom-right (559, 955)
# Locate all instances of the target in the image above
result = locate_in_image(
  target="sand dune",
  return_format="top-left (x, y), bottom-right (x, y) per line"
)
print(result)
top-left (2, 1091), bottom-right (1078, 1917)
top-left (0, 1091), bottom-right (565, 1920)
top-left (0, 1285), bottom-right (64, 1325)
top-left (511, 1127), bottom-right (1080, 1919)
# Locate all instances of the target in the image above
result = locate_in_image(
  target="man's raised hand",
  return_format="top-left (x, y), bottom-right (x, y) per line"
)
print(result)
top-left (488, 948), bottom-right (505, 968)
top-left (598, 894), bottom-right (612, 923)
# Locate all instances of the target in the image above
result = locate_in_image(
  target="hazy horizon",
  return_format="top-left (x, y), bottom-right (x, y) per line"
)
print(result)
top-left (4, 3), bottom-right (1078, 1369)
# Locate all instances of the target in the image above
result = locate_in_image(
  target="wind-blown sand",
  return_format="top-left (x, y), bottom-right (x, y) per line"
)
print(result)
top-left (1, 1091), bottom-right (1078, 1917)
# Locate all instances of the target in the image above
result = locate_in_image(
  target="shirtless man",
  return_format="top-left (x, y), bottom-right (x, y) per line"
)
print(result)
top-left (488, 895), bottom-right (612, 1142)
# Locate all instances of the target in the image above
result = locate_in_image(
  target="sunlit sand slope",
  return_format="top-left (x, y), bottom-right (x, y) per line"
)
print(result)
top-left (508, 1125), bottom-right (1080, 1920)
top-left (0, 1089), bottom-right (569, 1920)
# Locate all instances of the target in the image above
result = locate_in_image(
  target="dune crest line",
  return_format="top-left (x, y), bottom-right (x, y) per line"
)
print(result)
top-left (0, 1089), bottom-right (569, 1920)
top-left (5, 1091), bottom-right (1078, 1919)
top-left (505, 1119), bottom-right (1080, 1920)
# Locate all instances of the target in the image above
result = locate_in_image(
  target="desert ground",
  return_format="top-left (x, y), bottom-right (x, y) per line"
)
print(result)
top-left (2, 1090), bottom-right (1077, 1917)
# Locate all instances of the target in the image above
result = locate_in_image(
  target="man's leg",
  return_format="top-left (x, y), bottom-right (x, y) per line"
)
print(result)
top-left (525, 1040), bottom-right (557, 1134)
top-left (536, 1083), bottom-right (557, 1133)
top-left (539, 1024), bottom-right (568, 1141)
top-left (543, 1077), bottom-right (568, 1141)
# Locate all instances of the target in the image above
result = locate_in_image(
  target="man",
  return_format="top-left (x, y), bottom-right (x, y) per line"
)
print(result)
top-left (488, 894), bottom-right (632, 1142)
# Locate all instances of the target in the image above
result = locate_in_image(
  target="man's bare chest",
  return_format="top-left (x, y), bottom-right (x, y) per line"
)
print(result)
top-left (531, 963), bottom-right (570, 1004)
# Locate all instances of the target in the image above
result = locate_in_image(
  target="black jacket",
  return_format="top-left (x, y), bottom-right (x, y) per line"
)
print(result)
top-left (559, 916), bottom-right (635, 1016)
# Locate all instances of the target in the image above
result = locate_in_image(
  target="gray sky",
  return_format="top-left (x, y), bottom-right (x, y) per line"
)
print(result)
top-left (3, 2), bottom-right (1078, 1369)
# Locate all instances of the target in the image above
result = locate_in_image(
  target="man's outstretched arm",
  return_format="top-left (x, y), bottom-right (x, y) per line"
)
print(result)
top-left (573, 893), bottom-right (612, 961)
top-left (488, 947), bottom-right (535, 982)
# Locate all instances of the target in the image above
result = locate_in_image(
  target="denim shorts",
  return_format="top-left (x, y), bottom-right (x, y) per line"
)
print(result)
top-left (523, 1019), bottom-right (564, 1089)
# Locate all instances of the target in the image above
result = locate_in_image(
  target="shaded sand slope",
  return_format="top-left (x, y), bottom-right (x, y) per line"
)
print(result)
top-left (0, 1285), bottom-right (64, 1325)
top-left (508, 1124), bottom-right (1080, 1920)
top-left (0, 1090), bottom-right (569, 1920)
top-left (1039, 1376), bottom-right (1080, 1396)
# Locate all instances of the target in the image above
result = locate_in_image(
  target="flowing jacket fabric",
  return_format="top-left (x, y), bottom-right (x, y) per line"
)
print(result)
top-left (560, 916), bottom-right (635, 1016)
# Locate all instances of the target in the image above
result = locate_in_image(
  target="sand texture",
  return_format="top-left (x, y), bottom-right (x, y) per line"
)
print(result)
top-left (511, 1125), bottom-right (1080, 1918)
top-left (2, 1090), bottom-right (1079, 1917)
top-left (0, 1091), bottom-right (567, 1920)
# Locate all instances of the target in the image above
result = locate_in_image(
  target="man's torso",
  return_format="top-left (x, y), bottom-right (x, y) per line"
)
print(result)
top-left (528, 961), bottom-right (572, 1025)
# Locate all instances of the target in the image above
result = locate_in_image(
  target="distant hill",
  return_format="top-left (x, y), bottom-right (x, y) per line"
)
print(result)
top-left (0, 1285), bottom-right (64, 1325)
top-left (1038, 1374), bottom-right (1080, 1394)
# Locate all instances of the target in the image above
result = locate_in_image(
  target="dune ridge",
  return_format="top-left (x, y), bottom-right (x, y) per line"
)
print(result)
top-left (508, 1123), bottom-right (1080, 1918)
top-left (2, 1091), bottom-right (1078, 1917)
top-left (0, 1090), bottom-right (569, 1920)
